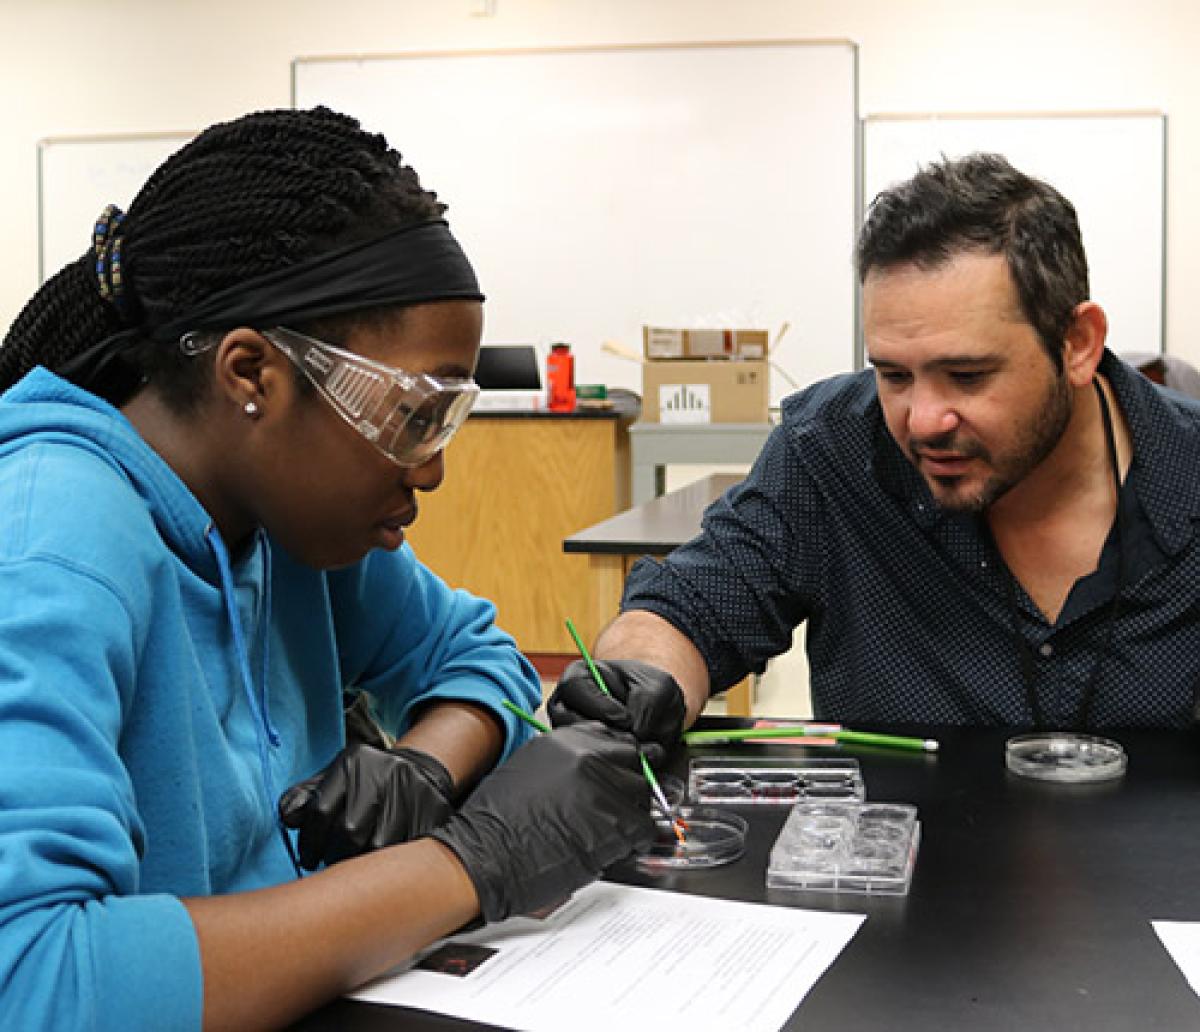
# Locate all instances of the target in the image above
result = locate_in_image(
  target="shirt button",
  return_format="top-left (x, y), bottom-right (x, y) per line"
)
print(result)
top-left (1039, 643), bottom-right (1054, 658)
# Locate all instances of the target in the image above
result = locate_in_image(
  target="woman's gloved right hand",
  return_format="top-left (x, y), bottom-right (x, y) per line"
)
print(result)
top-left (430, 722), bottom-right (656, 923)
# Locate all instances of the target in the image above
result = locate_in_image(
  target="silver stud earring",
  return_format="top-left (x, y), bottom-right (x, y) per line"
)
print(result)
top-left (243, 401), bottom-right (260, 418)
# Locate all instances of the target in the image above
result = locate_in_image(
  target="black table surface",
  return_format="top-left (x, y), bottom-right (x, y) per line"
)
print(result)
top-left (292, 723), bottom-right (1200, 1031)
top-left (563, 473), bottom-right (742, 555)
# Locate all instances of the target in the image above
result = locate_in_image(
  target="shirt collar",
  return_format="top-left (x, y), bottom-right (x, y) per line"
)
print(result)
top-left (1102, 349), bottom-right (1200, 554)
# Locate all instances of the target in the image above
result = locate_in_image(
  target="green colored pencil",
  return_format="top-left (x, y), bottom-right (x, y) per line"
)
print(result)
top-left (682, 725), bottom-right (939, 753)
top-left (501, 698), bottom-right (551, 734)
top-left (833, 729), bottom-right (939, 752)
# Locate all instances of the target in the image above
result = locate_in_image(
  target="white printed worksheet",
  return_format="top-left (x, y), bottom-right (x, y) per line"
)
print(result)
top-left (350, 881), bottom-right (865, 1032)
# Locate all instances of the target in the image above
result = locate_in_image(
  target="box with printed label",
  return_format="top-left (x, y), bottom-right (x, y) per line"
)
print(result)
top-left (642, 326), bottom-right (769, 361)
top-left (641, 359), bottom-right (769, 424)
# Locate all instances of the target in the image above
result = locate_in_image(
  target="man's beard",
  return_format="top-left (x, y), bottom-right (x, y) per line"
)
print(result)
top-left (918, 368), bottom-right (1073, 514)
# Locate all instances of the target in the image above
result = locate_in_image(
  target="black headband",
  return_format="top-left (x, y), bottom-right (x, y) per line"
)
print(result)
top-left (60, 218), bottom-right (483, 392)
top-left (148, 218), bottom-right (484, 342)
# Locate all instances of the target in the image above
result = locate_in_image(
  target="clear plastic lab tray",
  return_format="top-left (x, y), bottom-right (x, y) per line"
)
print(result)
top-left (688, 756), bottom-right (865, 805)
top-left (767, 801), bottom-right (920, 895)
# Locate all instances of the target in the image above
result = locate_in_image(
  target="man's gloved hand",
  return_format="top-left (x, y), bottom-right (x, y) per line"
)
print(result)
top-left (547, 659), bottom-right (685, 764)
top-left (279, 743), bottom-right (456, 871)
top-left (430, 723), bottom-right (655, 923)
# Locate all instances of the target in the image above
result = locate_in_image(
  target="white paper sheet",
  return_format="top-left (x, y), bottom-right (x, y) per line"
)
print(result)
top-left (350, 881), bottom-right (865, 1032)
top-left (1153, 920), bottom-right (1200, 997)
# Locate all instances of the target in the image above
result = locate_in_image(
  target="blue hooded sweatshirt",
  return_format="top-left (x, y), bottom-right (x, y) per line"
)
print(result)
top-left (0, 368), bottom-right (540, 1029)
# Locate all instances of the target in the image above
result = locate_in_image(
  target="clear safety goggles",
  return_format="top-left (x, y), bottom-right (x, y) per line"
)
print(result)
top-left (181, 326), bottom-right (479, 467)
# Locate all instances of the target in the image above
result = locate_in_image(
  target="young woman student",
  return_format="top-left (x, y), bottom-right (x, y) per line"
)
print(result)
top-left (0, 106), bottom-right (654, 1030)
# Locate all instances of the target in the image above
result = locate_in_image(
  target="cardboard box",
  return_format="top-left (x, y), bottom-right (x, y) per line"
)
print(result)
top-left (643, 326), bottom-right (769, 361)
top-left (641, 359), bottom-right (769, 424)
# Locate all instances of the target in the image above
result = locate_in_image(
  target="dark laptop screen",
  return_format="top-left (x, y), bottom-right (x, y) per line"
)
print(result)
top-left (474, 345), bottom-right (542, 390)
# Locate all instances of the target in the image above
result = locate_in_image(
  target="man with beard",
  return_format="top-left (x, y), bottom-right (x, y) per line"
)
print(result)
top-left (547, 152), bottom-right (1200, 747)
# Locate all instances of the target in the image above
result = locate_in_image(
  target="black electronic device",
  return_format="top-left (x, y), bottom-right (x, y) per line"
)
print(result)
top-left (474, 345), bottom-right (542, 391)
top-left (473, 345), bottom-right (544, 412)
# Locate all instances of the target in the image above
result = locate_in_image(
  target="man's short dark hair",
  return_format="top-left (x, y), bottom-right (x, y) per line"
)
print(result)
top-left (855, 152), bottom-right (1089, 371)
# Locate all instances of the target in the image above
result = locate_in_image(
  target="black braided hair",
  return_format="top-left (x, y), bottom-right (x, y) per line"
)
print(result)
top-left (0, 107), bottom-right (446, 405)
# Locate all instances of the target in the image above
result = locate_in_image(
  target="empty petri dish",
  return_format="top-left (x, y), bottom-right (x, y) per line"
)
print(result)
top-left (636, 806), bottom-right (748, 871)
top-left (1005, 732), bottom-right (1127, 783)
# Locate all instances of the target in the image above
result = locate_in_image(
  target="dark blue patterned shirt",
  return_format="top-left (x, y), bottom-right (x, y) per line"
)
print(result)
top-left (622, 351), bottom-right (1200, 728)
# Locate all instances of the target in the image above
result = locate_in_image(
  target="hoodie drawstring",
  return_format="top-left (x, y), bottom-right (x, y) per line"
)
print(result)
top-left (205, 524), bottom-right (303, 878)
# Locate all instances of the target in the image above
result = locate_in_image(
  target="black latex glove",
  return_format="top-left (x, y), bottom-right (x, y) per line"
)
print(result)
top-left (430, 723), bottom-right (655, 923)
top-left (547, 658), bottom-right (685, 764)
top-left (279, 743), bottom-right (456, 871)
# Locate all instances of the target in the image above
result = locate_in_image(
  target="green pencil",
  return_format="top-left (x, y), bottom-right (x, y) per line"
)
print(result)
top-left (564, 618), bottom-right (685, 839)
top-left (682, 725), bottom-right (939, 752)
top-left (501, 698), bottom-right (551, 734)
top-left (833, 729), bottom-right (939, 752)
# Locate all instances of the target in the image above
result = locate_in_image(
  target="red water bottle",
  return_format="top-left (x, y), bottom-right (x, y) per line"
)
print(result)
top-left (547, 342), bottom-right (576, 412)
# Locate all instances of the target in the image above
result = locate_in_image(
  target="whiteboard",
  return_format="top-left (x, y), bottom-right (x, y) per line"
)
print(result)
top-left (862, 112), bottom-right (1166, 354)
top-left (38, 132), bottom-right (194, 283)
top-left (295, 42), bottom-right (860, 403)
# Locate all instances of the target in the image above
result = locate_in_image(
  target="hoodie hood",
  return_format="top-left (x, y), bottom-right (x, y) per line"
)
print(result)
top-left (0, 367), bottom-right (222, 582)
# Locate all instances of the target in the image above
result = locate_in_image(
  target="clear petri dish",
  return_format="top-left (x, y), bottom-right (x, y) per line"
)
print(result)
top-left (636, 805), bottom-right (748, 871)
top-left (1005, 732), bottom-right (1127, 783)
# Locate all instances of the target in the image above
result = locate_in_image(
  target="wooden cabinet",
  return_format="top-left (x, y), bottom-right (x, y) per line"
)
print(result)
top-left (404, 411), bottom-right (632, 659)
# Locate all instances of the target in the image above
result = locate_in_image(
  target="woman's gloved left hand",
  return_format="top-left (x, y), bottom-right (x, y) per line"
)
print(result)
top-left (278, 743), bottom-right (456, 870)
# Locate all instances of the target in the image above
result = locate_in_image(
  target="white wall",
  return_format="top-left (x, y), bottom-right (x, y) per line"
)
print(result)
top-left (2, 0), bottom-right (1196, 366)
